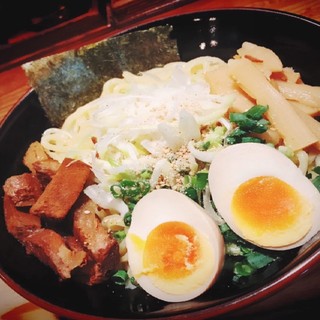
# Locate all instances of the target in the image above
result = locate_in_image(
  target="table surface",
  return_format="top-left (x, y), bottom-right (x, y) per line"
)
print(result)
top-left (0, 0), bottom-right (320, 319)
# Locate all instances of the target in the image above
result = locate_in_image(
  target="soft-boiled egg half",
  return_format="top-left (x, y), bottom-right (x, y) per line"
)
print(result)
top-left (209, 143), bottom-right (320, 250)
top-left (126, 188), bottom-right (224, 302)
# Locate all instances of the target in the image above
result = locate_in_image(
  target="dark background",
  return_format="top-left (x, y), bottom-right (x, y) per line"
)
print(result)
top-left (0, 0), bottom-right (94, 44)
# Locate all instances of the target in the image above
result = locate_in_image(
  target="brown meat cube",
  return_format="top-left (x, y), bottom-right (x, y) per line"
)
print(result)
top-left (72, 260), bottom-right (115, 286)
top-left (24, 228), bottom-right (86, 280)
top-left (64, 235), bottom-right (86, 252)
top-left (30, 158), bottom-right (91, 220)
top-left (32, 159), bottom-right (60, 186)
top-left (73, 200), bottom-right (120, 285)
top-left (3, 194), bottom-right (41, 241)
top-left (73, 201), bottom-right (120, 263)
top-left (23, 141), bottom-right (50, 173)
top-left (3, 173), bottom-right (43, 207)
top-left (65, 235), bottom-right (106, 285)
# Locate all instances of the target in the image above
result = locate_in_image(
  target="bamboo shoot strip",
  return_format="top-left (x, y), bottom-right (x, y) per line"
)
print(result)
top-left (228, 58), bottom-right (319, 151)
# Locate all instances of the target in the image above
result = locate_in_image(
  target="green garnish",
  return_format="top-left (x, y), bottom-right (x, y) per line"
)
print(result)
top-left (309, 166), bottom-right (320, 191)
top-left (225, 105), bottom-right (270, 145)
top-left (112, 270), bottom-right (137, 286)
top-left (112, 270), bottom-right (129, 285)
top-left (196, 126), bottom-right (226, 151)
top-left (183, 171), bottom-right (208, 204)
top-left (184, 187), bottom-right (198, 201)
top-left (110, 179), bottom-right (150, 227)
top-left (234, 262), bottom-right (255, 277)
top-left (191, 172), bottom-right (208, 190)
top-left (110, 179), bottom-right (150, 203)
top-left (246, 251), bottom-right (274, 269)
top-left (113, 230), bottom-right (127, 242)
top-left (220, 223), bottom-right (275, 283)
top-left (123, 212), bottom-right (132, 226)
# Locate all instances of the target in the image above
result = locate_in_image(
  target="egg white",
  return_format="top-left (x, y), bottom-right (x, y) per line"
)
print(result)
top-left (126, 188), bottom-right (225, 302)
top-left (208, 143), bottom-right (320, 250)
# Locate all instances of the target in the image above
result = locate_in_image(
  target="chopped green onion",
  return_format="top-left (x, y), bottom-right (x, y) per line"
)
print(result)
top-left (234, 262), bottom-right (255, 277)
top-left (110, 179), bottom-right (150, 202)
top-left (226, 243), bottom-right (243, 256)
top-left (201, 141), bottom-right (211, 151)
top-left (226, 105), bottom-right (269, 145)
top-left (124, 212), bottom-right (132, 226)
top-left (219, 223), bottom-right (276, 282)
top-left (241, 136), bottom-right (266, 143)
top-left (140, 169), bottom-right (152, 179)
top-left (112, 270), bottom-right (129, 285)
top-left (245, 104), bottom-right (269, 120)
top-left (184, 187), bottom-right (198, 201)
top-left (113, 230), bottom-right (126, 242)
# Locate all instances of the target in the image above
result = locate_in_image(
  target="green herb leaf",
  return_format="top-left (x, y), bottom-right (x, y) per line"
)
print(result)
top-left (312, 175), bottom-right (320, 191)
top-left (246, 252), bottom-right (274, 269)
top-left (313, 166), bottom-right (320, 175)
top-left (192, 172), bottom-right (208, 190)
top-left (184, 187), bottom-right (198, 201)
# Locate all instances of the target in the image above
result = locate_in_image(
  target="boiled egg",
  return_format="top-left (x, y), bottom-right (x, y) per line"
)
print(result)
top-left (126, 188), bottom-right (224, 302)
top-left (208, 143), bottom-right (320, 250)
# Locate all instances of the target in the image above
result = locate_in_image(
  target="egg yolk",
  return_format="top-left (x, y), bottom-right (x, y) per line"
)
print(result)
top-left (138, 220), bottom-right (216, 296)
top-left (231, 175), bottom-right (311, 246)
top-left (142, 221), bottom-right (199, 279)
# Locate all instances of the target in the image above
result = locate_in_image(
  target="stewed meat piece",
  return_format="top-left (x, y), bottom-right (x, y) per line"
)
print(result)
top-left (30, 158), bottom-right (91, 220)
top-left (3, 194), bottom-right (41, 241)
top-left (3, 173), bottom-right (43, 207)
top-left (24, 228), bottom-right (87, 280)
top-left (72, 200), bottom-right (120, 285)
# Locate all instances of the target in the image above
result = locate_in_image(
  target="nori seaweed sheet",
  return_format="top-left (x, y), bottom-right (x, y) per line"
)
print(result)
top-left (22, 25), bottom-right (180, 127)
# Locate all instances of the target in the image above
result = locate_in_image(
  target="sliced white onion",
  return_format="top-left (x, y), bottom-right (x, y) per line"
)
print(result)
top-left (187, 140), bottom-right (221, 163)
top-left (203, 185), bottom-right (225, 225)
top-left (158, 123), bottom-right (183, 151)
top-left (296, 150), bottom-right (309, 175)
top-left (84, 184), bottom-right (128, 216)
top-left (149, 159), bottom-right (175, 188)
top-left (179, 109), bottom-right (201, 142)
top-left (315, 154), bottom-right (320, 167)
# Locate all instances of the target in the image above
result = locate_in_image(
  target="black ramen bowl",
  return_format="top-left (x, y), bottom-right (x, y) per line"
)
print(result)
top-left (0, 8), bottom-right (320, 320)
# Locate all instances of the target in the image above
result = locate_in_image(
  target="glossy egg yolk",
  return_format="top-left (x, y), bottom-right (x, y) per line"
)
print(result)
top-left (143, 221), bottom-right (199, 279)
top-left (231, 176), bottom-right (312, 247)
top-left (140, 221), bottom-right (215, 295)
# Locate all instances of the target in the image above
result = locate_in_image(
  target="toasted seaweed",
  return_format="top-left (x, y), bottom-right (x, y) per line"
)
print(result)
top-left (22, 25), bottom-right (180, 127)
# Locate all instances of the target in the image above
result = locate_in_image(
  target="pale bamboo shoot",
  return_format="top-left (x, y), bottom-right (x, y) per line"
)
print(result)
top-left (228, 58), bottom-right (318, 151)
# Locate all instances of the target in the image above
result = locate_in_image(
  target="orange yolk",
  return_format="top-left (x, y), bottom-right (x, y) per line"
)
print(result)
top-left (232, 176), bottom-right (303, 232)
top-left (143, 221), bottom-right (200, 279)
